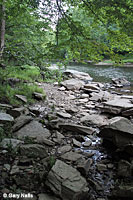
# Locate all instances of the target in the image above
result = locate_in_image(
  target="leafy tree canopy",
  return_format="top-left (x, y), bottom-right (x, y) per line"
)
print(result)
top-left (0, 0), bottom-right (132, 65)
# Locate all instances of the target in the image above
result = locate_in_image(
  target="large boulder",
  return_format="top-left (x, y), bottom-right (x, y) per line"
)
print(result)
top-left (100, 97), bottom-right (133, 114)
top-left (61, 79), bottom-right (85, 90)
top-left (13, 120), bottom-right (51, 143)
top-left (80, 114), bottom-right (108, 127)
top-left (45, 160), bottom-right (89, 200)
top-left (63, 70), bottom-right (92, 81)
top-left (99, 117), bottom-right (133, 151)
top-left (112, 77), bottom-right (130, 87)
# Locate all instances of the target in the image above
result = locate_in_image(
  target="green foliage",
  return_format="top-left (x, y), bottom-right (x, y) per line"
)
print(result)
top-left (0, 65), bottom-right (45, 105)
top-left (42, 69), bottom-right (63, 83)
top-left (1, 0), bottom-right (132, 64)
top-left (0, 83), bottom-right (45, 105)
top-left (49, 155), bottom-right (56, 168)
top-left (6, 65), bottom-right (40, 82)
top-left (0, 127), bottom-right (5, 142)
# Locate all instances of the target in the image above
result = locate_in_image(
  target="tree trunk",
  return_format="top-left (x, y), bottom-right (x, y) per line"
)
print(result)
top-left (0, 0), bottom-right (5, 61)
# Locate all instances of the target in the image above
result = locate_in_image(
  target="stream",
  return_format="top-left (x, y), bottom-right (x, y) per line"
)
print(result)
top-left (67, 63), bottom-right (133, 199)
top-left (67, 63), bottom-right (133, 83)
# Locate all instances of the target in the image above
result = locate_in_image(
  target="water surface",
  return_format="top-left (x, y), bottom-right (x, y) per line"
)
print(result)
top-left (67, 63), bottom-right (133, 83)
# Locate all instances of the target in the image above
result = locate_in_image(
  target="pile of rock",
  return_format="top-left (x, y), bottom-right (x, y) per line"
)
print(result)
top-left (0, 70), bottom-right (133, 200)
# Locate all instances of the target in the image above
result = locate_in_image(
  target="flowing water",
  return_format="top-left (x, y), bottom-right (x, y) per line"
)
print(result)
top-left (67, 63), bottom-right (133, 199)
top-left (67, 63), bottom-right (133, 84)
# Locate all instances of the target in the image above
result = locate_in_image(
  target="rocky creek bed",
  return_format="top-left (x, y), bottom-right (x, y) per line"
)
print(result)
top-left (0, 70), bottom-right (133, 200)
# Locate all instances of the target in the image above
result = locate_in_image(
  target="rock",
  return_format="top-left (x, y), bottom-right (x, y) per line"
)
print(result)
top-left (72, 138), bottom-right (81, 147)
top-left (53, 131), bottom-right (65, 144)
top-left (61, 79), bottom-right (85, 90)
top-left (90, 91), bottom-right (114, 102)
top-left (10, 165), bottom-right (19, 175)
top-left (7, 78), bottom-right (20, 85)
top-left (112, 185), bottom-right (133, 198)
top-left (46, 159), bottom-right (89, 200)
top-left (12, 115), bottom-right (33, 132)
top-left (80, 114), bottom-right (108, 127)
top-left (58, 86), bottom-right (66, 91)
top-left (101, 98), bottom-right (133, 114)
top-left (77, 158), bottom-right (92, 176)
top-left (29, 106), bottom-right (41, 116)
top-left (57, 112), bottom-right (72, 119)
top-left (33, 92), bottom-right (45, 100)
top-left (58, 145), bottom-right (72, 154)
top-left (19, 144), bottom-right (48, 158)
top-left (0, 138), bottom-right (24, 149)
top-left (4, 164), bottom-right (11, 171)
top-left (83, 139), bottom-right (92, 147)
top-left (99, 117), bottom-right (133, 149)
top-left (112, 77), bottom-right (130, 86)
top-left (122, 108), bottom-right (133, 116)
top-left (61, 151), bottom-right (82, 162)
top-left (117, 160), bottom-right (132, 178)
top-left (65, 107), bottom-right (78, 114)
top-left (84, 83), bottom-right (100, 91)
top-left (38, 193), bottom-right (60, 200)
top-left (58, 123), bottom-right (95, 135)
top-left (124, 144), bottom-right (133, 155)
top-left (97, 164), bottom-right (107, 171)
top-left (0, 113), bottom-right (14, 123)
top-left (63, 69), bottom-right (92, 81)
top-left (42, 138), bottom-right (55, 146)
top-left (15, 94), bottom-right (27, 103)
top-left (78, 98), bottom-right (88, 103)
top-left (87, 178), bottom-right (103, 191)
top-left (0, 103), bottom-right (13, 109)
top-left (7, 107), bottom-right (25, 118)
top-left (80, 94), bottom-right (89, 98)
top-left (14, 121), bottom-right (51, 143)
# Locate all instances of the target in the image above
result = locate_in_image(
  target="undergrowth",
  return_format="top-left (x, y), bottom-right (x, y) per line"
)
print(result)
top-left (0, 65), bottom-right (46, 105)
top-left (0, 64), bottom-right (63, 105)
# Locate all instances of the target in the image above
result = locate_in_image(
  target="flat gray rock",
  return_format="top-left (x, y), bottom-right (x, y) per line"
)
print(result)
top-left (0, 138), bottom-right (24, 149)
top-left (14, 121), bottom-right (51, 143)
top-left (57, 145), bottom-right (72, 154)
top-left (58, 123), bottom-right (95, 135)
top-left (15, 94), bottom-right (27, 103)
top-left (84, 83), bottom-right (100, 91)
top-left (80, 114), bottom-right (108, 127)
top-left (46, 160), bottom-right (89, 200)
top-left (57, 112), bottom-right (72, 119)
top-left (0, 113), bottom-right (14, 123)
top-left (102, 98), bottom-right (133, 114)
top-left (61, 79), bottom-right (85, 90)
top-left (12, 115), bottom-right (33, 132)
top-left (61, 151), bottom-right (83, 162)
top-left (63, 69), bottom-right (92, 81)
top-left (20, 144), bottom-right (48, 158)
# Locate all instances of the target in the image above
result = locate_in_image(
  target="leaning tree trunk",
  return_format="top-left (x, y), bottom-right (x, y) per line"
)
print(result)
top-left (0, 0), bottom-right (5, 61)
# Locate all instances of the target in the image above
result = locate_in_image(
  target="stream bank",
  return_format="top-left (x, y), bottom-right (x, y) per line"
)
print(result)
top-left (0, 69), bottom-right (133, 200)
